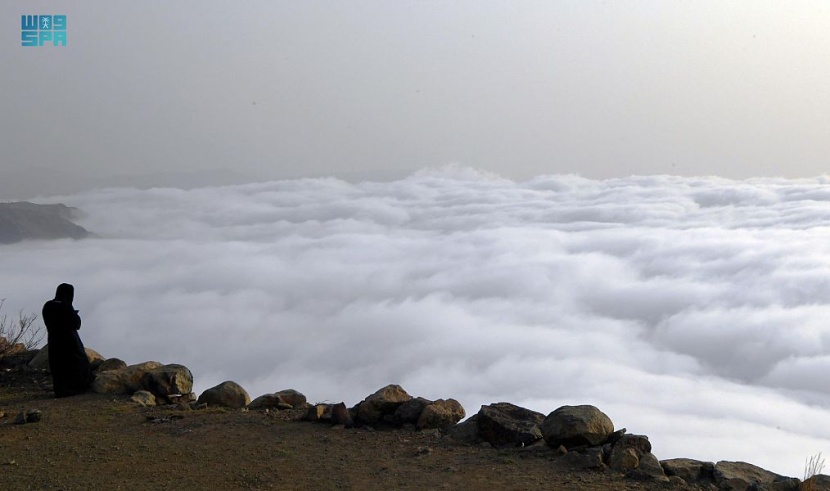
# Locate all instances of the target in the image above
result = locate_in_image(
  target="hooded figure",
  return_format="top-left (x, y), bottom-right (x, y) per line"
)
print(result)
top-left (42, 283), bottom-right (92, 397)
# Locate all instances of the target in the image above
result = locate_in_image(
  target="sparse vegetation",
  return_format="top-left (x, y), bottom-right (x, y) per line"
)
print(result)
top-left (801, 452), bottom-right (825, 491)
top-left (0, 299), bottom-right (43, 360)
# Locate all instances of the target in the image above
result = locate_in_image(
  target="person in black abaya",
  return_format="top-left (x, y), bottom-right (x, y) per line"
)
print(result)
top-left (42, 283), bottom-right (92, 397)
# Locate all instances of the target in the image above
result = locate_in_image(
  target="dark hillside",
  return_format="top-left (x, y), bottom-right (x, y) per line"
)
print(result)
top-left (0, 202), bottom-right (88, 244)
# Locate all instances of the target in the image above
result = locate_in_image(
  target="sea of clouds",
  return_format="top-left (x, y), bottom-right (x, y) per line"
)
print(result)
top-left (5, 167), bottom-right (830, 476)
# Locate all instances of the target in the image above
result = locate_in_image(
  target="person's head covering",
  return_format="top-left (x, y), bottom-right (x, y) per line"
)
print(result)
top-left (54, 283), bottom-right (74, 304)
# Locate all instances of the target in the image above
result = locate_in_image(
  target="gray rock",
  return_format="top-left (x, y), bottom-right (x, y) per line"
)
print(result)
top-left (197, 381), bottom-right (251, 409)
top-left (541, 405), bottom-right (614, 449)
top-left (607, 433), bottom-right (652, 473)
top-left (713, 461), bottom-right (793, 491)
top-left (554, 447), bottom-right (605, 471)
top-left (393, 397), bottom-right (432, 425)
top-left (661, 458), bottom-right (715, 485)
top-left (331, 402), bottom-right (353, 426)
top-left (91, 361), bottom-right (163, 394)
top-left (140, 364), bottom-right (193, 402)
top-left (627, 452), bottom-right (668, 482)
top-left (355, 384), bottom-right (412, 425)
top-left (804, 475), bottom-right (830, 491)
top-left (13, 409), bottom-right (41, 424)
top-left (249, 394), bottom-right (288, 410)
top-left (417, 399), bottom-right (465, 430)
top-left (275, 389), bottom-right (307, 409)
top-left (131, 390), bottom-right (156, 407)
top-left (445, 415), bottom-right (481, 444)
top-left (476, 402), bottom-right (545, 447)
top-left (93, 358), bottom-right (127, 374)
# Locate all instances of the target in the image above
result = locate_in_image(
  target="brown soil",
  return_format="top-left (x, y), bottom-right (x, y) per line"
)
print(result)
top-left (0, 368), bottom-right (698, 491)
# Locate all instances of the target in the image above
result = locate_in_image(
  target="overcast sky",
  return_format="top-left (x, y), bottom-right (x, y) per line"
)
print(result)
top-left (3, 1), bottom-right (830, 194)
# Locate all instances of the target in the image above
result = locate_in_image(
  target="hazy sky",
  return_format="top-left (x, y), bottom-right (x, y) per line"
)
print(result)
top-left (6, 170), bottom-right (830, 476)
top-left (3, 1), bottom-right (830, 192)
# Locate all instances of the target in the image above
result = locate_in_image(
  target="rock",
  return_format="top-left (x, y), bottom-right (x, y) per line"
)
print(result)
top-left (307, 404), bottom-right (333, 422)
top-left (476, 402), bottom-right (545, 447)
top-left (91, 361), bottom-right (163, 394)
top-left (541, 405), bottom-right (614, 449)
top-left (803, 475), bottom-right (830, 491)
top-left (661, 458), bottom-right (715, 485)
top-left (417, 399), bottom-right (465, 430)
top-left (609, 447), bottom-right (639, 472)
top-left (93, 358), bottom-right (127, 374)
top-left (607, 434), bottom-right (652, 473)
top-left (249, 394), bottom-right (288, 410)
top-left (140, 364), bottom-right (193, 402)
top-left (331, 402), bottom-right (353, 426)
top-left (445, 415), bottom-right (481, 444)
top-left (250, 390), bottom-right (308, 410)
top-left (394, 397), bottom-right (432, 425)
top-left (713, 461), bottom-right (793, 491)
top-left (197, 381), bottom-right (250, 409)
top-left (131, 390), bottom-right (156, 407)
top-left (13, 409), bottom-right (41, 424)
top-left (275, 389), bottom-right (307, 408)
top-left (355, 384), bottom-right (412, 425)
top-left (627, 452), bottom-right (668, 482)
top-left (0, 347), bottom-right (38, 368)
top-left (90, 361), bottom-right (191, 401)
top-left (29, 344), bottom-right (105, 371)
top-left (554, 447), bottom-right (605, 471)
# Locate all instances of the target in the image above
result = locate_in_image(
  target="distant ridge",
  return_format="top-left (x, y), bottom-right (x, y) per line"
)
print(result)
top-left (0, 202), bottom-right (89, 244)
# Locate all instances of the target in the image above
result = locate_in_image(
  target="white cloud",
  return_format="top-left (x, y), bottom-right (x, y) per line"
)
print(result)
top-left (5, 169), bottom-right (830, 476)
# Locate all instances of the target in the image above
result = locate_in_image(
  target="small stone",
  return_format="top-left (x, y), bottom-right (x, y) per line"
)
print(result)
top-left (25, 410), bottom-right (41, 423)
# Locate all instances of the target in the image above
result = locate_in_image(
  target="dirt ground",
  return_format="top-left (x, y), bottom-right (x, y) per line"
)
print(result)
top-left (0, 368), bottom-right (701, 491)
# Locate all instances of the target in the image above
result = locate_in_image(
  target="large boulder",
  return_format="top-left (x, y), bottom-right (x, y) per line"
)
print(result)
top-left (91, 361), bottom-right (163, 394)
top-left (476, 402), bottom-right (545, 447)
top-left (354, 384), bottom-right (412, 425)
top-left (542, 405), bottom-right (614, 449)
top-left (249, 394), bottom-right (292, 410)
top-left (139, 364), bottom-right (193, 402)
top-left (713, 461), bottom-right (797, 491)
top-left (28, 344), bottom-right (104, 371)
top-left (248, 389), bottom-right (306, 411)
top-left (93, 358), bottom-right (127, 374)
top-left (393, 397), bottom-right (432, 426)
top-left (197, 381), bottom-right (251, 409)
top-left (274, 389), bottom-right (307, 408)
top-left (660, 458), bottom-right (715, 486)
top-left (416, 399), bottom-right (465, 430)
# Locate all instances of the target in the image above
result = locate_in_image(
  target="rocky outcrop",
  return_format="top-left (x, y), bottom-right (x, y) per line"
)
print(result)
top-left (91, 362), bottom-right (194, 405)
top-left (354, 384), bottom-right (412, 425)
top-left (542, 405), bottom-right (614, 449)
top-left (476, 402), bottom-right (546, 447)
top-left (197, 381), bottom-right (251, 409)
top-left (712, 461), bottom-right (799, 491)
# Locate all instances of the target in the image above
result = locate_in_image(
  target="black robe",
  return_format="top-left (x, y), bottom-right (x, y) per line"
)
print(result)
top-left (42, 283), bottom-right (91, 397)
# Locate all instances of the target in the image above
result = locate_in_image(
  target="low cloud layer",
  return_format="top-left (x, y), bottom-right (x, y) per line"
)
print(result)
top-left (5, 168), bottom-right (830, 476)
